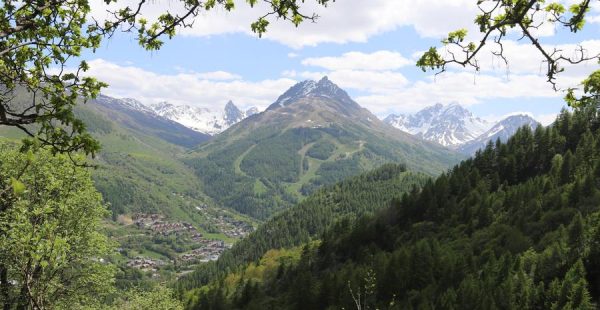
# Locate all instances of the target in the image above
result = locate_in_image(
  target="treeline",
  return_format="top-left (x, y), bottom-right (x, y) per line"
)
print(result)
top-left (186, 105), bottom-right (600, 309)
top-left (175, 164), bottom-right (427, 294)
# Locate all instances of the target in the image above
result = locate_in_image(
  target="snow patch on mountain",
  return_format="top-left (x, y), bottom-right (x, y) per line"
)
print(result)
top-left (458, 114), bottom-right (540, 154)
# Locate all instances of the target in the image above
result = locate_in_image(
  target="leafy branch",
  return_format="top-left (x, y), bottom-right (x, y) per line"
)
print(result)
top-left (417, 0), bottom-right (600, 107)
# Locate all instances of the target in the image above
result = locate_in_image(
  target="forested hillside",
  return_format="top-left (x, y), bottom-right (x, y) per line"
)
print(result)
top-left (177, 164), bottom-right (428, 293)
top-left (186, 105), bottom-right (600, 309)
top-left (185, 77), bottom-right (462, 220)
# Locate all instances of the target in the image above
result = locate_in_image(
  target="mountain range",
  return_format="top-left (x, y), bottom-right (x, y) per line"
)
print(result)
top-left (141, 94), bottom-right (539, 156)
top-left (184, 76), bottom-right (462, 219)
top-left (384, 103), bottom-right (540, 154)
top-left (0, 78), bottom-right (536, 223)
top-left (151, 100), bottom-right (258, 135)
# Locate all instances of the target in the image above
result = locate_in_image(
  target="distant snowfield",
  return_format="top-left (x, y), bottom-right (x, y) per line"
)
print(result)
top-left (384, 103), bottom-right (539, 154)
top-left (150, 101), bottom-right (258, 136)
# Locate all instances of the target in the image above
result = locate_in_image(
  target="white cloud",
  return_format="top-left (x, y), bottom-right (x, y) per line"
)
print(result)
top-left (195, 71), bottom-right (242, 80)
top-left (302, 51), bottom-right (411, 71)
top-left (454, 40), bottom-right (600, 79)
top-left (354, 72), bottom-right (564, 115)
top-left (325, 70), bottom-right (410, 93)
top-left (281, 70), bottom-right (297, 78)
top-left (90, 0), bottom-right (480, 48)
top-left (82, 59), bottom-right (296, 110)
top-left (590, 15), bottom-right (600, 23)
top-left (287, 52), bottom-right (299, 58)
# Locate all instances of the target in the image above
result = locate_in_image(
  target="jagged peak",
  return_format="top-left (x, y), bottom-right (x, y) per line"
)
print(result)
top-left (223, 100), bottom-right (244, 125)
top-left (268, 76), bottom-right (356, 110)
top-left (317, 75), bottom-right (332, 86)
top-left (224, 100), bottom-right (237, 109)
top-left (224, 100), bottom-right (241, 114)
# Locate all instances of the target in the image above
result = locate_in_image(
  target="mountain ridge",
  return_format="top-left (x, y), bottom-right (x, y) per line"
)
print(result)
top-left (458, 114), bottom-right (540, 154)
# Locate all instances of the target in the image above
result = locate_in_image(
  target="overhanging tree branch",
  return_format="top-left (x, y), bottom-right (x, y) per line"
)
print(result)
top-left (417, 0), bottom-right (600, 107)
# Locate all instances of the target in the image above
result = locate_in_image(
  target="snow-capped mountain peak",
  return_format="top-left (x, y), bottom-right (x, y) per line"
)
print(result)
top-left (384, 102), bottom-right (491, 147)
top-left (268, 76), bottom-right (356, 110)
top-left (149, 101), bottom-right (257, 135)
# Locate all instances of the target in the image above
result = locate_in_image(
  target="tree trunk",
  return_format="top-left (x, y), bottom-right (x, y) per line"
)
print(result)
top-left (0, 265), bottom-right (11, 310)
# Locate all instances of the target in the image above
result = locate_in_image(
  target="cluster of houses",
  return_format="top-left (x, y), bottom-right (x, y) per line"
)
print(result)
top-left (193, 204), bottom-right (254, 238)
top-left (127, 213), bottom-right (236, 269)
top-left (126, 257), bottom-right (166, 271)
top-left (132, 214), bottom-right (198, 236)
top-left (180, 240), bottom-right (230, 263)
top-left (213, 215), bottom-right (254, 238)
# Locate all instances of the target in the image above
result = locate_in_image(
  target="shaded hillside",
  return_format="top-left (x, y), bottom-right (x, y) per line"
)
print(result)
top-left (177, 164), bottom-right (428, 294)
top-left (187, 105), bottom-right (600, 309)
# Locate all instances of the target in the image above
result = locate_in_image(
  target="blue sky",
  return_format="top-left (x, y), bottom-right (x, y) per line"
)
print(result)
top-left (83, 0), bottom-right (600, 124)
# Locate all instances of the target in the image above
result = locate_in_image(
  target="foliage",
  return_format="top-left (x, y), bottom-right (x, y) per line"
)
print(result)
top-left (188, 105), bottom-right (600, 309)
top-left (0, 144), bottom-right (115, 309)
top-left (184, 246), bottom-right (305, 310)
top-left (306, 141), bottom-right (336, 160)
top-left (107, 286), bottom-right (184, 310)
top-left (417, 0), bottom-right (600, 108)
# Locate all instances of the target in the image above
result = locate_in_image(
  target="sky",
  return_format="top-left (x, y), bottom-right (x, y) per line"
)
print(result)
top-left (81, 0), bottom-right (600, 125)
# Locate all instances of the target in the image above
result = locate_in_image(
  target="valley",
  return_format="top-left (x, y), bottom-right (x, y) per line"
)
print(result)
top-left (0, 74), bottom-right (553, 305)
top-left (0, 77), bottom-right (542, 290)
top-left (2, 1), bottom-right (599, 309)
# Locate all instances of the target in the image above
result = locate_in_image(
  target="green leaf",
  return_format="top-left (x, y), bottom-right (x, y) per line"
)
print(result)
top-left (10, 177), bottom-right (26, 195)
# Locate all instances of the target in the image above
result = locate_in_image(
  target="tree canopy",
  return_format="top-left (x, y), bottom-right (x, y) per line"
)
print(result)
top-left (0, 144), bottom-right (114, 309)
top-left (417, 0), bottom-right (600, 108)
